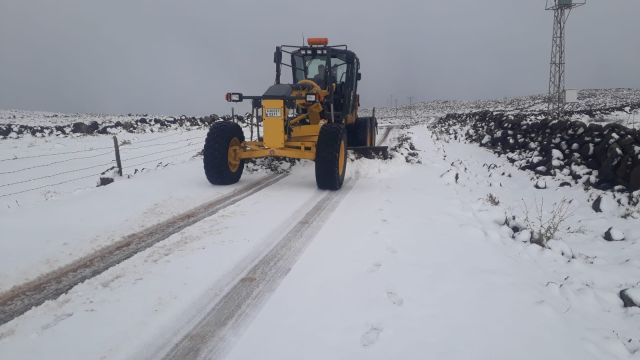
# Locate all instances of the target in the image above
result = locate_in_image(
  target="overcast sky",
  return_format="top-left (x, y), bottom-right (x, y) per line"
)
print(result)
top-left (1, 0), bottom-right (639, 116)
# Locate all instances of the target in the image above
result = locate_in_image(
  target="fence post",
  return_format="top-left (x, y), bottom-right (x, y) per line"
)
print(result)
top-left (231, 107), bottom-right (235, 123)
top-left (112, 136), bottom-right (123, 176)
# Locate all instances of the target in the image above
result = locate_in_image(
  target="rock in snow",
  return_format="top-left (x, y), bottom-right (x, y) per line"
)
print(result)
top-left (603, 227), bottom-right (625, 241)
top-left (534, 179), bottom-right (547, 189)
top-left (591, 196), bottom-right (602, 213)
top-left (619, 288), bottom-right (640, 307)
top-left (551, 149), bottom-right (564, 160)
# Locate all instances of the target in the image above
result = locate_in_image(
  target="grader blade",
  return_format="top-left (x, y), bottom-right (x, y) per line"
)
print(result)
top-left (348, 146), bottom-right (390, 160)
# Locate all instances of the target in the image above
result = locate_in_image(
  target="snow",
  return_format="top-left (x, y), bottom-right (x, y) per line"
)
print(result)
top-left (535, 179), bottom-right (547, 189)
top-left (547, 239), bottom-right (574, 259)
top-left (514, 229), bottom-right (532, 243)
top-left (624, 288), bottom-right (640, 306)
top-left (0, 158), bottom-right (270, 292)
top-left (1, 104), bottom-right (640, 359)
top-left (552, 149), bottom-right (564, 160)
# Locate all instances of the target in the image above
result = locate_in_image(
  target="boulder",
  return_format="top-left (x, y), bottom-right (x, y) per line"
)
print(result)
top-left (603, 227), bottom-right (625, 241)
top-left (620, 288), bottom-right (640, 307)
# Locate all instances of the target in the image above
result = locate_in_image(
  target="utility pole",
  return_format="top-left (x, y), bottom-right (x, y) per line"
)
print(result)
top-left (546, 0), bottom-right (585, 120)
top-left (408, 96), bottom-right (413, 118)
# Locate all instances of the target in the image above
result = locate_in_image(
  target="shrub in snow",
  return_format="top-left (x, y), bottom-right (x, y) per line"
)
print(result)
top-left (521, 197), bottom-right (574, 247)
top-left (485, 193), bottom-right (500, 206)
top-left (619, 288), bottom-right (640, 307)
top-left (389, 134), bottom-right (421, 164)
top-left (603, 227), bottom-right (625, 241)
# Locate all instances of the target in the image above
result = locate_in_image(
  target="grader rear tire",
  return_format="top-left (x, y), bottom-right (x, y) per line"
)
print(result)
top-left (354, 117), bottom-right (372, 147)
top-left (203, 121), bottom-right (245, 185)
top-left (315, 123), bottom-right (347, 190)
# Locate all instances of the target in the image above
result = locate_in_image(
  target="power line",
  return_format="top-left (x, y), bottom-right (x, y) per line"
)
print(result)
top-left (122, 136), bottom-right (202, 151)
top-left (0, 146), bottom-right (113, 162)
top-left (0, 147), bottom-right (202, 198)
top-left (124, 146), bottom-right (202, 169)
top-left (0, 131), bottom-right (201, 162)
top-left (0, 172), bottom-right (106, 198)
top-left (120, 141), bottom-right (202, 162)
top-left (124, 131), bottom-right (182, 144)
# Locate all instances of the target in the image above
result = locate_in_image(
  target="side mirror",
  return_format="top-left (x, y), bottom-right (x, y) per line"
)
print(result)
top-left (356, 72), bottom-right (362, 81)
top-left (225, 92), bottom-right (243, 102)
top-left (274, 47), bottom-right (282, 84)
top-left (274, 47), bottom-right (282, 64)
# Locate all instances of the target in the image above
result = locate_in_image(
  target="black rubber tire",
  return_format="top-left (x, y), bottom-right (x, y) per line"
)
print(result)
top-left (354, 117), bottom-right (372, 147)
top-left (346, 123), bottom-right (358, 147)
top-left (203, 121), bottom-right (245, 185)
top-left (315, 123), bottom-right (347, 190)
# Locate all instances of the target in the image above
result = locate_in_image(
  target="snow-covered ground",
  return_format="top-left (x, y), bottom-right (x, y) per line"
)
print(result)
top-left (0, 130), bottom-right (207, 209)
top-left (1, 110), bottom-right (639, 359)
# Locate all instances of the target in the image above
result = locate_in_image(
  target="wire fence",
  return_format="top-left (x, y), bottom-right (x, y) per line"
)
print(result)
top-left (0, 132), bottom-right (205, 198)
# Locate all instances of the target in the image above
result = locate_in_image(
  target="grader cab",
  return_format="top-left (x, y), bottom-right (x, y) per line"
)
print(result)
top-left (203, 38), bottom-right (387, 190)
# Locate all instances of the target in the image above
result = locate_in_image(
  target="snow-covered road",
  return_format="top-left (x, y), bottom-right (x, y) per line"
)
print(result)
top-left (1, 124), bottom-right (639, 359)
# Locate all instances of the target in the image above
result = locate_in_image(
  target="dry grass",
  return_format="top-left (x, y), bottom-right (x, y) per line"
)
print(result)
top-left (485, 193), bottom-right (500, 206)
top-left (522, 197), bottom-right (575, 247)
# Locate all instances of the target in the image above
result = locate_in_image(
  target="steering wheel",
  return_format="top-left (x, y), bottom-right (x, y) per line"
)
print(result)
top-left (295, 79), bottom-right (328, 102)
top-left (297, 79), bottom-right (322, 93)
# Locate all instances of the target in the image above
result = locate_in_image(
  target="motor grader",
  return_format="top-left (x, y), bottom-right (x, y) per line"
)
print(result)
top-left (203, 38), bottom-right (386, 190)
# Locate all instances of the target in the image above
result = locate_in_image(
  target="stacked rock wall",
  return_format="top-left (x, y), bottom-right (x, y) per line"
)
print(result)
top-left (0, 114), bottom-right (246, 139)
top-left (432, 110), bottom-right (640, 191)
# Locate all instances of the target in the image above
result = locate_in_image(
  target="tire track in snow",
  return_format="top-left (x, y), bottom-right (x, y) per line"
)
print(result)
top-left (0, 173), bottom-right (288, 326)
top-left (161, 178), bottom-right (357, 360)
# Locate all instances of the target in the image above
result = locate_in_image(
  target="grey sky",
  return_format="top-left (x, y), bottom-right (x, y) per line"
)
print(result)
top-left (0, 0), bottom-right (638, 116)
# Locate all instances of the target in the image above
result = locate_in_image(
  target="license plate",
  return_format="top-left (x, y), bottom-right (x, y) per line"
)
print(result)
top-left (265, 108), bottom-right (282, 117)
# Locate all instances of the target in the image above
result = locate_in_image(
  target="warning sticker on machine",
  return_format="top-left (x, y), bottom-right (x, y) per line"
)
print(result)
top-left (265, 108), bottom-right (282, 118)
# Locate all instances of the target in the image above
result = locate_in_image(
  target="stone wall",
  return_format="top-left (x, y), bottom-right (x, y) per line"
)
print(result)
top-left (431, 110), bottom-right (640, 191)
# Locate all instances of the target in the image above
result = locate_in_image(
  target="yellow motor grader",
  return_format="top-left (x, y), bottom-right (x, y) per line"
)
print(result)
top-left (203, 37), bottom-right (386, 190)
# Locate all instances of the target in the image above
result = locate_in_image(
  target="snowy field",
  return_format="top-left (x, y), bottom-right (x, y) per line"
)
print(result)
top-left (0, 110), bottom-right (174, 127)
top-left (367, 88), bottom-right (640, 129)
top-left (1, 95), bottom-right (640, 359)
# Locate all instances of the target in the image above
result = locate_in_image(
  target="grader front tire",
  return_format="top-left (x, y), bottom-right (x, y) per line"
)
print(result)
top-left (315, 123), bottom-right (347, 190)
top-left (203, 121), bottom-right (245, 185)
